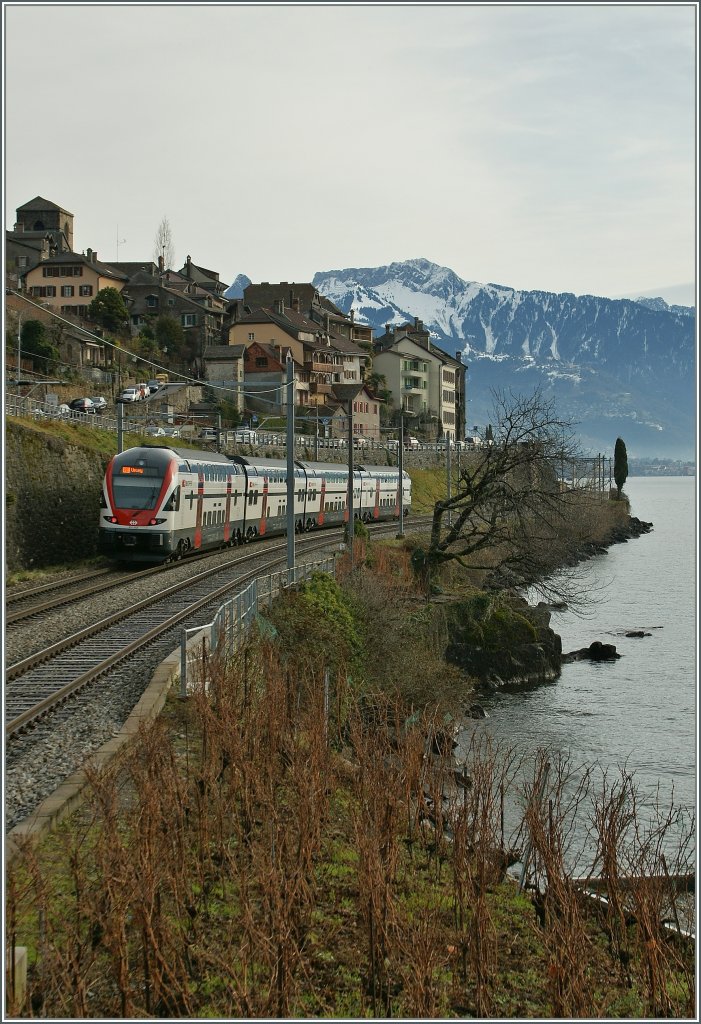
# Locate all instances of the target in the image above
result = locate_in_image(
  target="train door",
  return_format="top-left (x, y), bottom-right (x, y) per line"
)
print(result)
top-left (194, 468), bottom-right (204, 548)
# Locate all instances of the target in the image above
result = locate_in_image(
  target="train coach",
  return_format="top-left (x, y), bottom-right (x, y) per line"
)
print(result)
top-left (98, 445), bottom-right (411, 562)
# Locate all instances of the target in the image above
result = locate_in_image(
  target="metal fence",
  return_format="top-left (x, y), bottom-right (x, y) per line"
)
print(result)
top-left (178, 555), bottom-right (337, 696)
top-left (6, 394), bottom-right (140, 434)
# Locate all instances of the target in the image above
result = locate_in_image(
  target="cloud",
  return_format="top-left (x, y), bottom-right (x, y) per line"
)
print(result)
top-left (4, 4), bottom-right (696, 299)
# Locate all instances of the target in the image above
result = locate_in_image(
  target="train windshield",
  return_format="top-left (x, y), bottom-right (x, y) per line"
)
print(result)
top-left (111, 463), bottom-right (165, 510)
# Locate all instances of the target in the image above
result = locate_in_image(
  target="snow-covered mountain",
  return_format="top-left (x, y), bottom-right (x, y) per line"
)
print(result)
top-left (223, 273), bottom-right (252, 300)
top-left (311, 259), bottom-right (696, 459)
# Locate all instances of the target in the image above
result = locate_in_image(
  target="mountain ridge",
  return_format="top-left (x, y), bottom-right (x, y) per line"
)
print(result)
top-left (310, 259), bottom-right (695, 459)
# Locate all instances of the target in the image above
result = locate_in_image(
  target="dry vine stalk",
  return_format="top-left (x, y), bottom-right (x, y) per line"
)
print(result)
top-left (447, 733), bottom-right (521, 1016)
top-left (521, 750), bottom-right (597, 1018)
top-left (617, 782), bottom-right (696, 1017)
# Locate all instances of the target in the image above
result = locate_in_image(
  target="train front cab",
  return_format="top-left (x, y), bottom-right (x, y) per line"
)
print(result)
top-left (99, 446), bottom-right (181, 561)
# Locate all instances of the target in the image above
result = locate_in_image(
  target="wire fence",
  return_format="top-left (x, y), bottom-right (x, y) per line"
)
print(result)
top-left (178, 555), bottom-right (337, 696)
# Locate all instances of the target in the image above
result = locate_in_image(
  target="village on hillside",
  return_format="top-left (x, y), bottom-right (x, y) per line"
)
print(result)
top-left (6, 197), bottom-right (468, 444)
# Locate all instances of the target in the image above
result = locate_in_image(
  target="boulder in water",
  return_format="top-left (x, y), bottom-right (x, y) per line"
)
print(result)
top-left (563, 640), bottom-right (622, 663)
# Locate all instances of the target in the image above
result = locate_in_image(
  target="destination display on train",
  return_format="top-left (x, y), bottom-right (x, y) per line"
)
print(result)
top-left (120, 466), bottom-right (145, 475)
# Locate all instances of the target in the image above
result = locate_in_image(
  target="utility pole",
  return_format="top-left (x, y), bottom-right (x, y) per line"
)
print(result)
top-left (16, 313), bottom-right (22, 386)
top-left (446, 434), bottom-right (452, 528)
top-left (347, 397), bottom-right (354, 565)
top-left (117, 401), bottom-right (124, 454)
top-left (398, 411), bottom-right (405, 538)
top-left (285, 351), bottom-right (296, 580)
top-left (333, 384), bottom-right (363, 565)
top-left (315, 403), bottom-right (319, 462)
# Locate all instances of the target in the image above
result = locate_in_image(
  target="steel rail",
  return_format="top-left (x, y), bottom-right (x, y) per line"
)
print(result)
top-left (5, 516), bottom-right (429, 738)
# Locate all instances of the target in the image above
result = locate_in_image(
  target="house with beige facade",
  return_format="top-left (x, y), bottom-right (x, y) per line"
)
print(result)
top-left (225, 299), bottom-right (367, 411)
top-left (23, 248), bottom-right (128, 321)
top-left (372, 318), bottom-right (466, 440)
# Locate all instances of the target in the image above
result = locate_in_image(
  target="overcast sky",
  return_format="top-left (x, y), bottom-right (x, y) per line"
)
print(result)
top-left (3, 2), bottom-right (697, 304)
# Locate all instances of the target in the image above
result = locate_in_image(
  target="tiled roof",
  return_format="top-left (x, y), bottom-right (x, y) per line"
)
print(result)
top-left (30, 252), bottom-right (128, 281)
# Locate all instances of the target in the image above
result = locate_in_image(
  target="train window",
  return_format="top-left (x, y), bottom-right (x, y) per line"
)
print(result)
top-left (163, 488), bottom-right (180, 512)
top-left (254, 490), bottom-right (259, 504)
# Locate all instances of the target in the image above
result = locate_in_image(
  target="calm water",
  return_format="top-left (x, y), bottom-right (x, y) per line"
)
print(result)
top-left (456, 476), bottom-right (697, 854)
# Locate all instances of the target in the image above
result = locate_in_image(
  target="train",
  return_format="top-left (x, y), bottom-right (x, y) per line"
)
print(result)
top-left (98, 445), bottom-right (412, 562)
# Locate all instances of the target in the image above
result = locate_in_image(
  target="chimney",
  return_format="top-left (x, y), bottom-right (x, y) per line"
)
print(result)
top-left (186, 255), bottom-right (192, 278)
top-left (455, 350), bottom-right (462, 363)
top-left (414, 316), bottom-right (419, 330)
top-left (292, 297), bottom-right (300, 312)
top-left (14, 222), bottom-right (23, 233)
top-left (86, 247), bottom-right (93, 262)
top-left (274, 298), bottom-right (284, 315)
top-left (350, 309), bottom-right (355, 323)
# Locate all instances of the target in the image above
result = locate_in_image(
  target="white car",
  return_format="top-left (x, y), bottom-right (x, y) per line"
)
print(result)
top-left (119, 387), bottom-right (140, 402)
top-left (144, 426), bottom-right (166, 437)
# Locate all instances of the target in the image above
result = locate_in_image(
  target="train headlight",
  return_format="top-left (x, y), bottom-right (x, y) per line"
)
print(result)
top-left (149, 517), bottom-right (167, 526)
top-left (104, 516), bottom-right (118, 524)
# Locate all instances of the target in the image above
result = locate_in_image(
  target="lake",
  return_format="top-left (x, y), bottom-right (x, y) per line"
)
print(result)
top-left (456, 476), bottom-right (697, 863)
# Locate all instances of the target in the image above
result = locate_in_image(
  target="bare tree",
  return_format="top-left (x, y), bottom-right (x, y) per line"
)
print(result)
top-left (419, 388), bottom-right (594, 601)
top-left (153, 216), bottom-right (175, 270)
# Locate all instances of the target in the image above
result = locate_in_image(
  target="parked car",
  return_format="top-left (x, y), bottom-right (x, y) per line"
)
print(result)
top-left (68, 397), bottom-right (96, 414)
top-left (162, 426), bottom-right (181, 438)
top-left (146, 380), bottom-right (161, 394)
top-left (234, 429), bottom-right (257, 443)
top-left (90, 396), bottom-right (107, 413)
top-left (404, 435), bottom-right (420, 449)
top-left (144, 426), bottom-right (166, 437)
top-left (118, 387), bottom-right (140, 403)
top-left (199, 428), bottom-right (217, 441)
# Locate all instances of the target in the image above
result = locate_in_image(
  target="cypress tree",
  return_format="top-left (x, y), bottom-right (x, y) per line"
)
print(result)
top-left (614, 437), bottom-right (628, 498)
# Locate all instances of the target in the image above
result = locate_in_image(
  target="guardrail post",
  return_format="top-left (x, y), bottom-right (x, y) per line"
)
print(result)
top-left (180, 629), bottom-right (188, 698)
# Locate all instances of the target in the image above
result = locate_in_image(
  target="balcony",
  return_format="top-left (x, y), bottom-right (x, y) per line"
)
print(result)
top-left (401, 376), bottom-right (426, 394)
top-left (307, 358), bottom-right (341, 373)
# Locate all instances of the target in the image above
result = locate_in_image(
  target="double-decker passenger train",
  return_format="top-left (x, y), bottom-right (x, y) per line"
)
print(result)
top-left (98, 446), bottom-right (411, 562)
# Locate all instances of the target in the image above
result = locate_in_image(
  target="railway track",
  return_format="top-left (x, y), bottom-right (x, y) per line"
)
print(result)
top-left (5, 550), bottom-right (239, 626)
top-left (6, 517), bottom-right (423, 741)
top-left (5, 514), bottom-right (432, 627)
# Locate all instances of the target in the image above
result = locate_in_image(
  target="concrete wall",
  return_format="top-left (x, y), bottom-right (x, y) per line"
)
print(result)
top-left (5, 421), bottom-right (110, 571)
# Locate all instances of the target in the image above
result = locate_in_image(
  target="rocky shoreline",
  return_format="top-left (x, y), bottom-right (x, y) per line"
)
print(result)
top-left (460, 514), bottom-right (654, 695)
